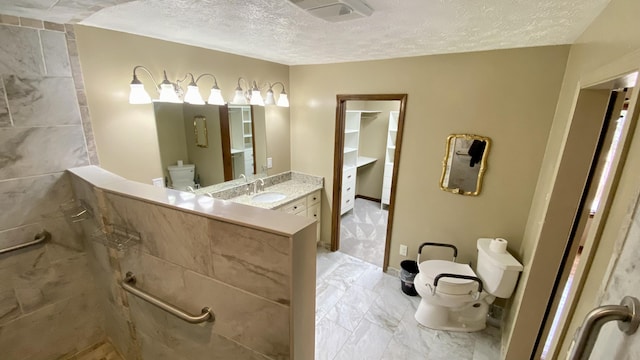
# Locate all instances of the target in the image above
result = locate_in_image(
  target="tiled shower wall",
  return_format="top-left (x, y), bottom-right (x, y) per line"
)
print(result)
top-left (0, 15), bottom-right (104, 359)
top-left (68, 168), bottom-right (316, 359)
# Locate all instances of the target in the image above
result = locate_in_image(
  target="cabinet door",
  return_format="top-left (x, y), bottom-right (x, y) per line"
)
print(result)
top-left (307, 203), bottom-right (320, 221)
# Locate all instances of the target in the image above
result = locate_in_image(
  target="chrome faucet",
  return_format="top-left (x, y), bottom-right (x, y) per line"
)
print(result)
top-left (253, 178), bottom-right (265, 194)
top-left (239, 174), bottom-right (247, 182)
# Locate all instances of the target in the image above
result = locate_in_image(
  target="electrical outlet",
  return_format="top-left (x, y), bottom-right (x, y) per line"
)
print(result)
top-left (267, 157), bottom-right (273, 169)
top-left (399, 244), bottom-right (408, 256)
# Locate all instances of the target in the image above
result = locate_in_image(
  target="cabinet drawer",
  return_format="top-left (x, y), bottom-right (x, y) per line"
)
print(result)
top-left (342, 195), bottom-right (354, 211)
top-left (342, 181), bottom-right (355, 196)
top-left (280, 198), bottom-right (306, 214)
top-left (343, 168), bottom-right (356, 184)
top-left (307, 190), bottom-right (321, 206)
top-left (307, 203), bottom-right (320, 221)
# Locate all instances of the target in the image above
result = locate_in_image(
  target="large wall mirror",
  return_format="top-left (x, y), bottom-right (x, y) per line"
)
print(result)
top-left (154, 102), bottom-right (267, 190)
top-left (439, 134), bottom-right (490, 196)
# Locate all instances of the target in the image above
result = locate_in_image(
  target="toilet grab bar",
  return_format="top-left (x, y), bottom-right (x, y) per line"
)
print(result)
top-left (0, 230), bottom-right (50, 254)
top-left (431, 273), bottom-right (483, 300)
top-left (121, 272), bottom-right (215, 324)
top-left (418, 242), bottom-right (458, 264)
top-left (567, 296), bottom-right (640, 360)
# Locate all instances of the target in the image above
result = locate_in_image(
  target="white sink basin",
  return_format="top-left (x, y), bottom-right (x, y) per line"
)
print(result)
top-left (252, 191), bottom-right (286, 203)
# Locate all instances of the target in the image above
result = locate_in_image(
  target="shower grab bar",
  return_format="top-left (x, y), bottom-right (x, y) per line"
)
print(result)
top-left (567, 296), bottom-right (640, 360)
top-left (0, 230), bottom-right (50, 254)
top-left (121, 272), bottom-right (215, 324)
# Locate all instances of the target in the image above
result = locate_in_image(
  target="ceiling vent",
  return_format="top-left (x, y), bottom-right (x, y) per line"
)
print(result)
top-left (288, 0), bottom-right (374, 22)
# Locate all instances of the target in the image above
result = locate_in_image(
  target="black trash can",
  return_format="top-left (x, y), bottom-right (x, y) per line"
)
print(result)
top-left (400, 260), bottom-right (419, 296)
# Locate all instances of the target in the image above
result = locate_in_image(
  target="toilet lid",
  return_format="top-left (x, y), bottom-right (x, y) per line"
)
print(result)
top-left (418, 260), bottom-right (480, 295)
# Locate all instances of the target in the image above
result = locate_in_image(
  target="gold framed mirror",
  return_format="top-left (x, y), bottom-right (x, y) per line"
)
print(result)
top-left (194, 115), bottom-right (208, 148)
top-left (440, 134), bottom-right (490, 196)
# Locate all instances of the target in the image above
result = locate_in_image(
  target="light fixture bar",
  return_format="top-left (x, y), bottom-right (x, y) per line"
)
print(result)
top-left (128, 68), bottom-right (287, 107)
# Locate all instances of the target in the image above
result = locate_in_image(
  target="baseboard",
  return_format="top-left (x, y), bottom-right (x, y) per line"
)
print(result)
top-left (355, 194), bottom-right (381, 203)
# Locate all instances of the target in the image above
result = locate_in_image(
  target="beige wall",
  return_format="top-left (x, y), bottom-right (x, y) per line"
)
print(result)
top-left (74, 25), bottom-right (291, 185)
top-left (290, 46), bottom-right (569, 269)
top-left (504, 0), bottom-right (640, 357)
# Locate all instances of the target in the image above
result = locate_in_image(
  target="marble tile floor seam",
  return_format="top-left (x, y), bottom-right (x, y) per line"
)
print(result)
top-left (316, 248), bottom-right (500, 360)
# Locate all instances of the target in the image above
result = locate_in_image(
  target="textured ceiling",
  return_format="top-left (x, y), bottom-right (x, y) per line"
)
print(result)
top-left (0, 0), bottom-right (611, 65)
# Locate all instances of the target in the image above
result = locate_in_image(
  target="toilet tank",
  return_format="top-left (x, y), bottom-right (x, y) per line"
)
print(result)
top-left (168, 164), bottom-right (195, 189)
top-left (475, 238), bottom-right (523, 298)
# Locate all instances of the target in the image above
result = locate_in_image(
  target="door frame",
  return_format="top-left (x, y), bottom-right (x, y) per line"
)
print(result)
top-left (504, 66), bottom-right (640, 358)
top-left (536, 85), bottom-right (634, 358)
top-left (330, 94), bottom-right (407, 271)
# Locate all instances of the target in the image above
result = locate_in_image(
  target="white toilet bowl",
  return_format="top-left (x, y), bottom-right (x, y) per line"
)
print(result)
top-left (413, 238), bottom-right (523, 332)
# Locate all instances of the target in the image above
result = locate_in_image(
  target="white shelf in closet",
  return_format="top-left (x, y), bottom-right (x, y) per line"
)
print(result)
top-left (382, 111), bottom-right (399, 208)
top-left (357, 156), bottom-right (377, 168)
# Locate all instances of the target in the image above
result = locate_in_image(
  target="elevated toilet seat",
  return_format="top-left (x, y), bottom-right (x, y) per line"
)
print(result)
top-left (417, 260), bottom-right (479, 295)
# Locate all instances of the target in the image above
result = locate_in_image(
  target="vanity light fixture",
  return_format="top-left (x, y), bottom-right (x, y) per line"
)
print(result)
top-left (158, 70), bottom-right (182, 103)
top-left (232, 78), bottom-right (250, 104)
top-left (249, 81), bottom-right (265, 106)
top-left (183, 73), bottom-right (205, 105)
top-left (183, 73), bottom-right (226, 105)
top-left (232, 77), bottom-right (289, 107)
top-left (128, 66), bottom-right (226, 105)
top-left (129, 65), bottom-right (155, 104)
top-left (265, 82), bottom-right (289, 107)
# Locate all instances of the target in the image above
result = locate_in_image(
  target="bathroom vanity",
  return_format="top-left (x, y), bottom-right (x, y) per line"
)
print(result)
top-left (196, 171), bottom-right (323, 243)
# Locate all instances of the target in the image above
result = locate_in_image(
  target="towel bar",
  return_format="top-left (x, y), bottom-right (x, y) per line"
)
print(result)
top-left (121, 271), bottom-right (214, 324)
top-left (0, 230), bottom-right (50, 254)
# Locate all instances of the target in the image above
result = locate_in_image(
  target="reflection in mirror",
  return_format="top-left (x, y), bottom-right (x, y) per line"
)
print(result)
top-left (440, 134), bottom-right (490, 196)
top-left (153, 103), bottom-right (267, 190)
top-left (228, 105), bottom-right (256, 178)
top-left (194, 115), bottom-right (208, 148)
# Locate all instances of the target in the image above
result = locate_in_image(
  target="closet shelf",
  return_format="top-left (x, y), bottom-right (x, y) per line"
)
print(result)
top-left (357, 156), bottom-right (377, 168)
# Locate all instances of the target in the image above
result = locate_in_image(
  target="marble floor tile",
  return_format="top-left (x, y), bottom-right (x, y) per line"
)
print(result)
top-left (316, 281), bottom-right (345, 322)
top-left (315, 316), bottom-right (351, 360)
top-left (325, 284), bottom-right (377, 331)
top-left (334, 318), bottom-right (394, 360)
top-left (339, 198), bottom-right (388, 267)
top-left (315, 248), bottom-right (501, 360)
top-left (323, 256), bottom-right (372, 292)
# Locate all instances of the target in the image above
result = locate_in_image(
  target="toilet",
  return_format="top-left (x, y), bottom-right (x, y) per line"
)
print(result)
top-left (167, 164), bottom-right (195, 190)
top-left (413, 238), bottom-right (523, 332)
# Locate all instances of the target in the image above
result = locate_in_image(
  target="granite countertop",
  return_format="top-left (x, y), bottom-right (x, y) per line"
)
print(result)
top-left (229, 180), bottom-right (323, 209)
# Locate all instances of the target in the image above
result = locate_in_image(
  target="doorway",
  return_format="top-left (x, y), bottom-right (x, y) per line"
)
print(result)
top-left (534, 74), bottom-right (638, 359)
top-left (330, 94), bottom-right (407, 271)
